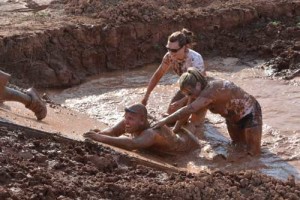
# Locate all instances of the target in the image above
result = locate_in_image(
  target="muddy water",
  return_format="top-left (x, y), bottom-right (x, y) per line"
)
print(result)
top-left (50, 57), bottom-right (300, 182)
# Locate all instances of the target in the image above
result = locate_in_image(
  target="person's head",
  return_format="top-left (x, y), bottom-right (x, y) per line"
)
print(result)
top-left (179, 67), bottom-right (207, 99)
top-left (124, 103), bottom-right (149, 133)
top-left (166, 28), bottom-right (195, 60)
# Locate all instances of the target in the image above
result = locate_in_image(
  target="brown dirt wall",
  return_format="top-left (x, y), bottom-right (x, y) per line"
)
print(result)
top-left (0, 0), bottom-right (299, 88)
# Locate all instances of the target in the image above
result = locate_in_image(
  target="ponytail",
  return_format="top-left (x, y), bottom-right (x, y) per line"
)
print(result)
top-left (181, 28), bottom-right (194, 47)
top-left (179, 68), bottom-right (207, 90)
top-left (168, 28), bottom-right (195, 48)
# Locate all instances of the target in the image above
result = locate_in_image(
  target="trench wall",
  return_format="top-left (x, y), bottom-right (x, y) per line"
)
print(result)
top-left (0, 1), bottom-right (299, 88)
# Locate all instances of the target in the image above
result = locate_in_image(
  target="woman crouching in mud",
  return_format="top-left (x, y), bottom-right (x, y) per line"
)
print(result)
top-left (153, 68), bottom-right (262, 156)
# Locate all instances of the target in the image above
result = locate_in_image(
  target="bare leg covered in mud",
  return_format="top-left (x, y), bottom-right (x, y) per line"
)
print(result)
top-left (226, 103), bottom-right (262, 156)
top-left (230, 101), bottom-right (262, 156)
top-left (227, 124), bottom-right (262, 156)
top-left (0, 70), bottom-right (47, 120)
top-left (245, 126), bottom-right (262, 156)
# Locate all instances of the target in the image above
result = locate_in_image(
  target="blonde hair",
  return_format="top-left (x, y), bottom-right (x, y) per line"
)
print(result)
top-left (179, 68), bottom-right (207, 90)
top-left (168, 28), bottom-right (195, 48)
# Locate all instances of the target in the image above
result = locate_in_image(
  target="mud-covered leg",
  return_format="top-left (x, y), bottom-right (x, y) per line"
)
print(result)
top-left (0, 70), bottom-right (11, 102)
top-left (1, 86), bottom-right (47, 120)
top-left (1, 71), bottom-right (47, 120)
top-left (25, 88), bottom-right (47, 120)
top-left (1, 87), bottom-right (31, 104)
top-left (226, 121), bottom-right (246, 146)
top-left (0, 70), bottom-right (11, 86)
top-left (244, 101), bottom-right (263, 156)
top-left (244, 125), bottom-right (262, 156)
top-left (0, 70), bottom-right (32, 104)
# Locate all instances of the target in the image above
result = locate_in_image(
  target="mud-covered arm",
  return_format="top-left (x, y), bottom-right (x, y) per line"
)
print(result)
top-left (101, 120), bottom-right (126, 137)
top-left (87, 120), bottom-right (125, 137)
top-left (142, 54), bottom-right (171, 105)
top-left (85, 129), bottom-right (156, 151)
top-left (172, 96), bottom-right (193, 132)
top-left (169, 95), bottom-right (189, 111)
top-left (153, 97), bottom-right (212, 128)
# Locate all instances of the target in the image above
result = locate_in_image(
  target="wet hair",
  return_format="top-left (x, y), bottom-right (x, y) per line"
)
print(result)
top-left (125, 103), bottom-right (148, 121)
top-left (168, 28), bottom-right (195, 48)
top-left (179, 67), bottom-right (208, 90)
top-left (124, 103), bottom-right (150, 129)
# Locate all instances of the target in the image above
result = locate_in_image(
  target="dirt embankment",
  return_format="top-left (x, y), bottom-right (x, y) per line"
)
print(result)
top-left (0, 0), bottom-right (299, 88)
top-left (1, 123), bottom-right (299, 200)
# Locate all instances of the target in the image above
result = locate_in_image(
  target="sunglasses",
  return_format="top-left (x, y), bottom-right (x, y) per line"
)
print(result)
top-left (166, 46), bottom-right (183, 53)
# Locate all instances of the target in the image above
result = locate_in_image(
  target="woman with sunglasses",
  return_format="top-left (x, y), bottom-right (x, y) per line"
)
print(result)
top-left (153, 68), bottom-right (263, 156)
top-left (141, 28), bottom-right (205, 115)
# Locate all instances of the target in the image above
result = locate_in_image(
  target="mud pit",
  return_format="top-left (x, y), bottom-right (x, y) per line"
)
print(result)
top-left (1, 0), bottom-right (300, 199)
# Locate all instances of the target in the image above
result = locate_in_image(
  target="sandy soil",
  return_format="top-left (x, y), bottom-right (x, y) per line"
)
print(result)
top-left (0, 0), bottom-right (300, 199)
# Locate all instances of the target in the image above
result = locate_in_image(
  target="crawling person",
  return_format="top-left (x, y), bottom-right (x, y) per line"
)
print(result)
top-left (83, 103), bottom-right (199, 155)
top-left (0, 70), bottom-right (47, 120)
top-left (153, 68), bottom-right (262, 156)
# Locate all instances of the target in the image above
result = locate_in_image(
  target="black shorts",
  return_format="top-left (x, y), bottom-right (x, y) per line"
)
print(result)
top-left (226, 100), bottom-right (262, 129)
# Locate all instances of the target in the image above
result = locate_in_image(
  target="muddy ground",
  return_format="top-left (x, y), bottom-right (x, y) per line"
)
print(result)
top-left (0, 0), bottom-right (300, 199)
top-left (1, 121), bottom-right (300, 200)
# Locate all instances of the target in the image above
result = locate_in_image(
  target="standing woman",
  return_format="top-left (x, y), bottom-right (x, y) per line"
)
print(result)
top-left (141, 28), bottom-right (206, 114)
top-left (153, 68), bottom-right (263, 156)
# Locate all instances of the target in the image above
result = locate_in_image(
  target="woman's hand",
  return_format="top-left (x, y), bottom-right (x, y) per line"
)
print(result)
top-left (141, 94), bottom-right (149, 106)
top-left (83, 131), bottom-right (100, 141)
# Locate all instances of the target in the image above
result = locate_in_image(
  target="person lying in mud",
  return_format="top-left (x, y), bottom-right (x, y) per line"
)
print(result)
top-left (141, 28), bottom-right (206, 115)
top-left (0, 70), bottom-right (47, 120)
top-left (153, 68), bottom-right (262, 156)
top-left (83, 103), bottom-right (199, 155)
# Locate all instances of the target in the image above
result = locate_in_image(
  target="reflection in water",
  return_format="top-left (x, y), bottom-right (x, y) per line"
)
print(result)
top-left (50, 57), bottom-right (300, 182)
